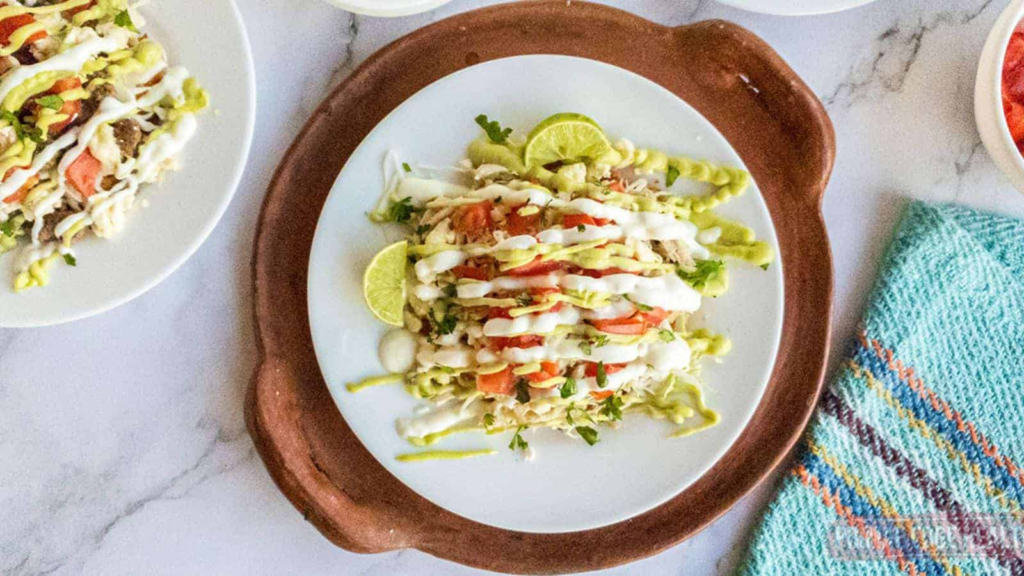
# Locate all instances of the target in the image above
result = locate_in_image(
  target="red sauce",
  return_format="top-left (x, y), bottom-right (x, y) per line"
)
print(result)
top-left (1002, 26), bottom-right (1024, 153)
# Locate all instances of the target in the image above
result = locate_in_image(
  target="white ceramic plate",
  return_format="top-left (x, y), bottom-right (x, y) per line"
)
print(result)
top-left (308, 56), bottom-right (784, 533)
top-left (0, 0), bottom-right (255, 328)
top-left (716, 0), bottom-right (878, 16)
top-left (320, 0), bottom-right (453, 17)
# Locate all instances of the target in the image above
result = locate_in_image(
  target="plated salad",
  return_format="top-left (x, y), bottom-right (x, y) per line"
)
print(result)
top-left (0, 0), bottom-right (207, 292)
top-left (351, 113), bottom-right (774, 462)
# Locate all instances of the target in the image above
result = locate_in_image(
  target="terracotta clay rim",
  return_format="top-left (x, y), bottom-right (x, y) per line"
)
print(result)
top-left (246, 2), bottom-right (835, 573)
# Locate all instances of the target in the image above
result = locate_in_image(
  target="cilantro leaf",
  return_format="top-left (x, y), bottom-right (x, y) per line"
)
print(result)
top-left (596, 361), bottom-right (607, 388)
top-left (576, 224), bottom-right (586, 232)
top-left (62, 253), bottom-right (77, 267)
top-left (658, 329), bottom-right (676, 343)
top-left (594, 335), bottom-right (610, 348)
top-left (508, 425), bottom-right (529, 451)
top-left (676, 259), bottom-right (725, 290)
top-left (483, 413), bottom-right (495, 428)
top-left (1, 110), bottom-right (43, 144)
top-left (442, 284), bottom-right (457, 298)
top-left (36, 95), bottom-right (64, 111)
top-left (576, 426), bottom-right (600, 446)
top-left (415, 223), bottom-right (432, 235)
top-left (599, 395), bottom-right (624, 421)
top-left (435, 312), bottom-right (457, 335)
top-left (384, 197), bottom-right (419, 223)
top-left (514, 378), bottom-right (531, 404)
top-left (666, 165), bottom-right (681, 187)
top-left (114, 10), bottom-right (138, 32)
top-left (760, 263), bottom-right (770, 271)
top-left (402, 162), bottom-right (412, 173)
top-left (566, 403), bottom-right (575, 425)
top-left (475, 114), bottom-right (512, 144)
top-left (559, 377), bottom-right (577, 399)
top-left (578, 340), bottom-right (593, 356)
top-left (624, 295), bottom-right (652, 312)
top-left (0, 219), bottom-right (17, 238)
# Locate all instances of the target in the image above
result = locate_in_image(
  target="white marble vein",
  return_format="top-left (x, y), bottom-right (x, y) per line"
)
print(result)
top-left (2, 0), bottom-right (1024, 574)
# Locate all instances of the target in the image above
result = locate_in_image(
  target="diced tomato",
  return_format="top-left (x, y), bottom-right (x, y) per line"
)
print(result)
top-left (1008, 33), bottom-right (1024, 75)
top-left (590, 390), bottom-right (614, 401)
top-left (2, 175), bottom-right (37, 204)
top-left (66, 150), bottom-right (103, 198)
top-left (453, 201), bottom-right (493, 234)
top-left (525, 361), bottom-right (560, 385)
top-left (507, 256), bottom-right (563, 277)
top-left (476, 367), bottom-right (515, 395)
top-left (562, 213), bottom-right (610, 229)
top-left (590, 314), bottom-right (647, 335)
top-left (489, 334), bottom-right (544, 351)
top-left (452, 265), bottom-right (489, 281)
top-left (640, 307), bottom-right (669, 326)
top-left (507, 204), bottom-right (542, 236)
top-left (1007, 101), bottom-right (1024, 143)
top-left (583, 362), bottom-right (627, 378)
top-left (578, 267), bottom-right (639, 278)
top-left (607, 181), bottom-right (625, 193)
top-left (0, 14), bottom-right (46, 46)
top-left (527, 286), bottom-right (563, 312)
top-left (36, 77), bottom-right (83, 135)
top-left (530, 287), bottom-right (560, 297)
top-left (487, 307), bottom-right (512, 320)
top-left (65, 1), bottom-right (97, 17)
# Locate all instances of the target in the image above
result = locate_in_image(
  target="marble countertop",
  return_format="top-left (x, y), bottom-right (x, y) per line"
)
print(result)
top-left (4, 0), bottom-right (1024, 574)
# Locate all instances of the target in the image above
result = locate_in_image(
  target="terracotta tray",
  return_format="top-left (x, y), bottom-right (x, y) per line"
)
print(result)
top-left (246, 1), bottom-right (835, 573)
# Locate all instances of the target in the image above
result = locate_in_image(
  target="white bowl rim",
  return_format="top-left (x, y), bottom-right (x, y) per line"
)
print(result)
top-left (714, 0), bottom-right (878, 17)
top-left (319, 0), bottom-right (453, 17)
top-left (982, 0), bottom-right (1024, 176)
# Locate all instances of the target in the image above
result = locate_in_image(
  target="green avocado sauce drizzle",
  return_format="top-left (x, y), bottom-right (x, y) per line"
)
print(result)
top-left (395, 449), bottom-right (497, 462)
top-left (466, 138), bottom-right (775, 269)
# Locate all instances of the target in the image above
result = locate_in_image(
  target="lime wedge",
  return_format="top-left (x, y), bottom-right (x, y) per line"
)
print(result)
top-left (523, 113), bottom-right (612, 168)
top-left (363, 240), bottom-right (407, 327)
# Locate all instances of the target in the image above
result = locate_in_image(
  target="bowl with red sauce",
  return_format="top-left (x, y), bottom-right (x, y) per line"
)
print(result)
top-left (977, 0), bottom-right (1024, 193)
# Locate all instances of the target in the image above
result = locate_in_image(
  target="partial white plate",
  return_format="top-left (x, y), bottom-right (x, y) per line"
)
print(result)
top-left (0, 0), bottom-right (255, 328)
top-left (307, 55), bottom-right (784, 533)
top-left (320, 0), bottom-right (452, 17)
top-left (716, 0), bottom-right (878, 16)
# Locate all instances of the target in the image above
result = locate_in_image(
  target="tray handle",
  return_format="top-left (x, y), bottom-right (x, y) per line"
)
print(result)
top-left (246, 357), bottom-right (409, 554)
top-left (674, 20), bottom-right (836, 208)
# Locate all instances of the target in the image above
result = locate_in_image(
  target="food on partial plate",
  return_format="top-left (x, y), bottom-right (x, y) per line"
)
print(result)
top-left (1003, 22), bottom-right (1024, 153)
top-left (0, 0), bottom-right (208, 292)
top-left (350, 112), bottom-right (774, 462)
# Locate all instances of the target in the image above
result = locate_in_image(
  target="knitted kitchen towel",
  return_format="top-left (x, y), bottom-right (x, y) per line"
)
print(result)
top-left (740, 201), bottom-right (1024, 576)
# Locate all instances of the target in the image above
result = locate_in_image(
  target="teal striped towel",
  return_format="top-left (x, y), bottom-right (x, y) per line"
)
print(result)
top-left (740, 201), bottom-right (1024, 575)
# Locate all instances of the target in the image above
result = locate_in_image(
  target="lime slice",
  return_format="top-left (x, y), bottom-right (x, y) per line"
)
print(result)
top-left (523, 113), bottom-right (612, 168)
top-left (363, 240), bottom-right (407, 327)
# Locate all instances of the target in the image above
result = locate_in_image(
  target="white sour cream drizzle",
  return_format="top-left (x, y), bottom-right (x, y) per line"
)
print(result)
top-left (483, 307), bottom-right (581, 337)
top-left (570, 339), bottom-right (692, 396)
top-left (494, 338), bottom-right (642, 365)
top-left (567, 198), bottom-right (709, 258)
top-left (379, 329), bottom-right (417, 373)
top-left (397, 400), bottom-right (483, 439)
top-left (414, 250), bottom-right (467, 283)
top-left (88, 114), bottom-right (197, 237)
top-left (398, 178), bottom-right (711, 256)
top-left (418, 272), bottom-right (700, 314)
top-left (0, 29), bottom-right (130, 107)
top-left (562, 274), bottom-right (701, 312)
top-left (416, 344), bottom-right (475, 369)
top-left (0, 129), bottom-right (79, 202)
